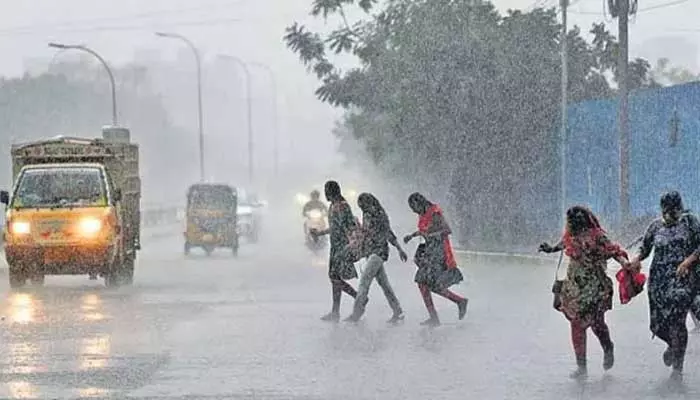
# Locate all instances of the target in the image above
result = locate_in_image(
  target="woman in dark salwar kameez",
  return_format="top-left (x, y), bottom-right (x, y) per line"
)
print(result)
top-left (628, 191), bottom-right (700, 381)
top-left (539, 206), bottom-right (629, 378)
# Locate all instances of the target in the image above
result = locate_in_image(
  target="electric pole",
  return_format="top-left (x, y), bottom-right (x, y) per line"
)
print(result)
top-left (609, 0), bottom-right (636, 223)
top-left (560, 0), bottom-right (569, 226)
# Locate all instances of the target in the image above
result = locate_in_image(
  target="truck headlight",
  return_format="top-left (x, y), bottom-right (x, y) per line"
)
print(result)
top-left (11, 221), bottom-right (31, 235)
top-left (79, 218), bottom-right (102, 236)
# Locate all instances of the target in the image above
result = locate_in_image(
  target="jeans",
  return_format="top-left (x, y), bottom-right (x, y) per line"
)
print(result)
top-left (352, 254), bottom-right (402, 317)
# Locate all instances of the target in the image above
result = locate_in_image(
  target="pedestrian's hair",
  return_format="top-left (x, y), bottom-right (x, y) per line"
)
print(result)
top-left (408, 192), bottom-right (432, 214)
top-left (324, 180), bottom-right (344, 202)
top-left (660, 190), bottom-right (683, 212)
top-left (358, 192), bottom-right (386, 217)
top-left (565, 205), bottom-right (602, 235)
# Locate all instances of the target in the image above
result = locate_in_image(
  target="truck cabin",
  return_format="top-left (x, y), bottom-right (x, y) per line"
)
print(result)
top-left (6, 164), bottom-right (117, 210)
top-left (1, 138), bottom-right (123, 207)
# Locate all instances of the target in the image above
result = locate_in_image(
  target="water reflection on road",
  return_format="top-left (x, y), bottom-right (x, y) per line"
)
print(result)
top-left (0, 282), bottom-right (169, 398)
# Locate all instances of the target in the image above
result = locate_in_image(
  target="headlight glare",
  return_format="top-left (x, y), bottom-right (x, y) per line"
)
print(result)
top-left (11, 221), bottom-right (31, 235)
top-left (79, 218), bottom-right (102, 236)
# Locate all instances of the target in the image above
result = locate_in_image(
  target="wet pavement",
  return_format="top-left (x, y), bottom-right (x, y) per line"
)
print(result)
top-left (0, 222), bottom-right (699, 399)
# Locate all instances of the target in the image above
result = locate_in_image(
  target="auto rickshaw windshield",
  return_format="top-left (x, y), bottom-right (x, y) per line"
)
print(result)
top-left (189, 187), bottom-right (235, 211)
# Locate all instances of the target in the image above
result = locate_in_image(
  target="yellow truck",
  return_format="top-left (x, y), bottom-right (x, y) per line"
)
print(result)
top-left (0, 127), bottom-right (141, 288)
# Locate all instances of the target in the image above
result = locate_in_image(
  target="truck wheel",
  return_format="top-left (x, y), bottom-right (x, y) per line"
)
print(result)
top-left (104, 270), bottom-right (121, 288)
top-left (8, 269), bottom-right (27, 289)
top-left (30, 274), bottom-right (45, 286)
top-left (120, 257), bottom-right (135, 286)
top-left (204, 247), bottom-right (214, 256)
top-left (184, 242), bottom-right (191, 256)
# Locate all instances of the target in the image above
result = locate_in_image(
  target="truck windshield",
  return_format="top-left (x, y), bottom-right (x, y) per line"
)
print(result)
top-left (190, 187), bottom-right (234, 211)
top-left (11, 167), bottom-right (107, 209)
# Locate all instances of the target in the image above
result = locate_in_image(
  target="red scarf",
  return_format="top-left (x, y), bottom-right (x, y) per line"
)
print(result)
top-left (418, 204), bottom-right (457, 268)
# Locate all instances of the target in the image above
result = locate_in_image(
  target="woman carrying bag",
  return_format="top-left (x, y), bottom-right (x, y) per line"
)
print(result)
top-left (539, 206), bottom-right (629, 379)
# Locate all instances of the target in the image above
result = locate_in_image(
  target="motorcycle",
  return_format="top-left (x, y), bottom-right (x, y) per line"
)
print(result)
top-left (304, 209), bottom-right (328, 252)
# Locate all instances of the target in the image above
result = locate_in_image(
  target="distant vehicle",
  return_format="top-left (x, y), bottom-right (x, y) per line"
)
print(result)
top-left (236, 188), bottom-right (265, 243)
top-left (183, 183), bottom-right (239, 257)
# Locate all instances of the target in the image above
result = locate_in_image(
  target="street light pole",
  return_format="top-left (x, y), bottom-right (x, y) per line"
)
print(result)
top-left (48, 43), bottom-right (118, 125)
top-left (560, 0), bottom-right (569, 227)
top-left (155, 32), bottom-right (205, 182)
top-left (249, 62), bottom-right (280, 178)
top-left (218, 55), bottom-right (254, 183)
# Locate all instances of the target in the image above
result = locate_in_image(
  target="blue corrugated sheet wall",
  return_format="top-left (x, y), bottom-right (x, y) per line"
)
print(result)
top-left (565, 82), bottom-right (700, 227)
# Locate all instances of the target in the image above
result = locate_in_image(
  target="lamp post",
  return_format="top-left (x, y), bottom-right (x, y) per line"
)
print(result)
top-left (48, 43), bottom-right (118, 125)
top-left (218, 55), bottom-right (254, 183)
top-left (155, 32), bottom-right (205, 182)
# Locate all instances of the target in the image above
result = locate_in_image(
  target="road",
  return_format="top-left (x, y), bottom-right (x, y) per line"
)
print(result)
top-left (0, 217), bottom-right (699, 399)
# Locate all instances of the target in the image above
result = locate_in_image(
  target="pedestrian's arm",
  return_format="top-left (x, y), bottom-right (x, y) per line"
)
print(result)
top-left (388, 228), bottom-right (401, 250)
top-left (631, 222), bottom-right (657, 265)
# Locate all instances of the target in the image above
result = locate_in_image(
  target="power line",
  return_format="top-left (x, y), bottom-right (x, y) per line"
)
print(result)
top-left (0, 0), bottom-right (246, 35)
top-left (639, 0), bottom-right (688, 12)
top-left (0, 18), bottom-right (243, 37)
top-left (571, 0), bottom-right (690, 15)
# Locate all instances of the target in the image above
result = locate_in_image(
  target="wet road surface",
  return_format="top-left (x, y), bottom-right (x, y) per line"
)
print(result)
top-left (1, 224), bottom-right (699, 399)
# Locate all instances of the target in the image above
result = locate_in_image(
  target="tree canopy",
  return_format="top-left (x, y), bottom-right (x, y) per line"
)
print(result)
top-left (284, 0), bottom-right (661, 249)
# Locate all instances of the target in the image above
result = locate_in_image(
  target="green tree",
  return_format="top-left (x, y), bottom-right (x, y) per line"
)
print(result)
top-left (284, 0), bottom-right (656, 249)
top-left (651, 57), bottom-right (700, 85)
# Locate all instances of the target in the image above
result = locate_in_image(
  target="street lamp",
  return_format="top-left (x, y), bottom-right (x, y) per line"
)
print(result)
top-left (48, 43), bottom-right (118, 125)
top-left (155, 32), bottom-right (205, 182)
top-left (249, 62), bottom-right (280, 178)
top-left (218, 55), bottom-right (254, 183)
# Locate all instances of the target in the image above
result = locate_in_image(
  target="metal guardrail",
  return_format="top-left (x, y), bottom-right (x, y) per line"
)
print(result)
top-left (140, 205), bottom-right (185, 227)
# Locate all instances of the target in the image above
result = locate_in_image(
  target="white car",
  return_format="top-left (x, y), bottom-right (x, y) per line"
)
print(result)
top-left (236, 189), bottom-right (264, 243)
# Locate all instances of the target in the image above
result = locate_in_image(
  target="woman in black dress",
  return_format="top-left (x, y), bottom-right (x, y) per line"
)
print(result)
top-left (311, 180), bottom-right (358, 322)
top-left (628, 191), bottom-right (700, 381)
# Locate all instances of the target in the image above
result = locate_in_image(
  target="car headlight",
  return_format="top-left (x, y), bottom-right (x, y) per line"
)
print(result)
top-left (79, 218), bottom-right (102, 236)
top-left (10, 221), bottom-right (31, 235)
top-left (295, 193), bottom-right (310, 205)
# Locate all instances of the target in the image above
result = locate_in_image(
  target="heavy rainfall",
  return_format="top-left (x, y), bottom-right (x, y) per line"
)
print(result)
top-left (0, 0), bottom-right (699, 399)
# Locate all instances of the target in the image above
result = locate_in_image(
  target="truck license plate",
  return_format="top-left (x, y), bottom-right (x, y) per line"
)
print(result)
top-left (44, 248), bottom-right (69, 263)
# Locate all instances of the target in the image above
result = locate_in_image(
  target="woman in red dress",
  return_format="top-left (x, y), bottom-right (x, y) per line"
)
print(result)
top-left (404, 192), bottom-right (468, 326)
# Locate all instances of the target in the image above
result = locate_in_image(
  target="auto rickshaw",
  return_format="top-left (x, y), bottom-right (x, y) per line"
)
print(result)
top-left (184, 183), bottom-right (239, 256)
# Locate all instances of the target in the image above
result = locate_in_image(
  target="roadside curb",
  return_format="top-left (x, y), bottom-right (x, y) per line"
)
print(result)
top-left (454, 249), bottom-right (558, 265)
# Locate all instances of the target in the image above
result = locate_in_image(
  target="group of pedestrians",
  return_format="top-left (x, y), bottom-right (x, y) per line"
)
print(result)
top-left (539, 191), bottom-right (700, 382)
top-left (310, 180), bottom-right (468, 327)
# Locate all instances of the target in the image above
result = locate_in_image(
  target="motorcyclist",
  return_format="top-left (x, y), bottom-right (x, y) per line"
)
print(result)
top-left (302, 190), bottom-right (328, 216)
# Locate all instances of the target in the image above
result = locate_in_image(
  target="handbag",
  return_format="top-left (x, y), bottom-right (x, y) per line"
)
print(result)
top-left (551, 251), bottom-right (564, 311)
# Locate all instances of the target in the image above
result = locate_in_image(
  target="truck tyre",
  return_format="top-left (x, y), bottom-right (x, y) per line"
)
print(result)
top-left (30, 274), bottom-right (45, 286)
top-left (184, 242), bottom-right (191, 256)
top-left (204, 246), bottom-right (214, 256)
top-left (121, 257), bottom-right (135, 286)
top-left (9, 269), bottom-right (26, 289)
top-left (105, 271), bottom-right (120, 288)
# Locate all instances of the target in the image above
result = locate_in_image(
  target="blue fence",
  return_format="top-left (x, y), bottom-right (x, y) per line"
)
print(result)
top-left (565, 82), bottom-right (700, 226)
